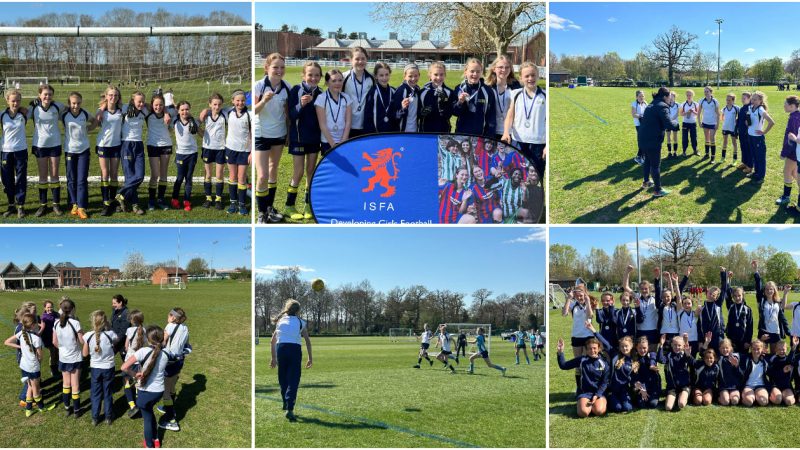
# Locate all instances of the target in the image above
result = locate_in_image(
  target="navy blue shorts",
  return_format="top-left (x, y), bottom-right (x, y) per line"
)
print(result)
top-left (96, 145), bottom-right (121, 159)
top-left (516, 343), bottom-right (527, 349)
top-left (745, 384), bottom-right (766, 391)
top-left (571, 336), bottom-right (592, 348)
top-left (577, 392), bottom-right (604, 400)
top-left (201, 148), bottom-right (225, 165)
top-left (165, 358), bottom-right (184, 378)
top-left (420, 343), bottom-right (430, 350)
top-left (722, 130), bottom-right (738, 137)
top-left (32, 145), bottom-right (62, 158)
top-left (147, 145), bottom-right (172, 158)
top-left (21, 369), bottom-right (41, 380)
top-left (701, 123), bottom-right (717, 130)
top-left (58, 361), bottom-right (81, 372)
top-left (255, 136), bottom-right (285, 151)
top-left (480, 350), bottom-right (489, 359)
top-left (175, 152), bottom-right (198, 165)
top-left (321, 142), bottom-right (333, 154)
top-left (288, 143), bottom-right (322, 156)
top-left (764, 332), bottom-right (782, 344)
top-left (225, 148), bottom-right (249, 165)
top-left (440, 350), bottom-right (452, 356)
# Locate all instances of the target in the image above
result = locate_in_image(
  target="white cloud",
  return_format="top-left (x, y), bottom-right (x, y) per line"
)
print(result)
top-left (607, 17), bottom-right (617, 23)
top-left (254, 264), bottom-right (315, 275)
top-left (550, 14), bottom-right (581, 31)
top-left (752, 228), bottom-right (762, 233)
top-left (49, 243), bottom-right (64, 248)
top-left (724, 242), bottom-right (749, 248)
top-left (504, 228), bottom-right (546, 244)
top-left (744, 48), bottom-right (755, 53)
top-left (705, 29), bottom-right (723, 36)
top-left (705, 30), bottom-right (710, 35)
top-left (789, 250), bottom-right (800, 257)
top-left (625, 238), bottom-right (659, 254)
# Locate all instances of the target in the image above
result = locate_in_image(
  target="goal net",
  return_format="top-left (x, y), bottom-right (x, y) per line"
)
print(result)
top-left (549, 283), bottom-right (568, 309)
top-left (388, 328), bottom-right (414, 342)
top-left (444, 323), bottom-right (492, 353)
top-left (160, 276), bottom-right (186, 290)
top-left (4, 77), bottom-right (48, 99)
top-left (0, 24), bottom-right (251, 111)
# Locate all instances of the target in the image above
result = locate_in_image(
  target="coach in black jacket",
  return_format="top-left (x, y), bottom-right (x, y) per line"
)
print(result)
top-left (638, 87), bottom-right (679, 197)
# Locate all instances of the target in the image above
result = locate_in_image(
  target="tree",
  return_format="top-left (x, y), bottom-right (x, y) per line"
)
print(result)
top-left (372, 2), bottom-right (544, 58)
top-left (751, 245), bottom-right (779, 268)
top-left (750, 57), bottom-right (784, 83)
top-left (599, 52), bottom-right (625, 80)
top-left (722, 59), bottom-right (744, 81)
top-left (280, 24), bottom-right (290, 32)
top-left (650, 228), bottom-right (705, 273)
top-left (587, 248), bottom-right (612, 284)
top-left (121, 252), bottom-right (149, 280)
top-left (690, 51), bottom-right (716, 84)
top-left (611, 244), bottom-right (634, 285)
top-left (550, 244), bottom-right (580, 279)
top-left (255, 23), bottom-right (263, 31)
top-left (450, 14), bottom-right (496, 63)
top-left (185, 257), bottom-right (209, 276)
top-left (786, 49), bottom-right (800, 80)
top-left (335, 27), bottom-right (345, 39)
top-left (348, 32), bottom-right (358, 40)
top-left (645, 26), bottom-right (698, 86)
top-left (301, 27), bottom-right (322, 37)
top-left (765, 252), bottom-right (797, 285)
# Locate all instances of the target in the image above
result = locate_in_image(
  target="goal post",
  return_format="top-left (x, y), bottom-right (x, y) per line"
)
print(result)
top-left (444, 323), bottom-right (492, 353)
top-left (388, 327), bottom-right (414, 342)
top-left (160, 276), bottom-right (186, 290)
top-left (5, 77), bottom-right (48, 99)
top-left (549, 283), bottom-right (568, 309)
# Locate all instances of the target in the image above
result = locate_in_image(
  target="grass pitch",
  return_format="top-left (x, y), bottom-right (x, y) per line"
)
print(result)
top-left (550, 86), bottom-right (800, 224)
top-left (0, 80), bottom-right (250, 224)
top-left (549, 291), bottom-right (800, 448)
top-left (0, 280), bottom-right (251, 448)
top-left (255, 335), bottom-right (545, 447)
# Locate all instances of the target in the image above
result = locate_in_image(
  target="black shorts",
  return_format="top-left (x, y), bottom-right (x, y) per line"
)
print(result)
top-left (667, 386), bottom-right (691, 395)
top-left (96, 145), bottom-right (121, 159)
top-left (147, 145), bottom-right (172, 158)
top-left (441, 350), bottom-right (452, 356)
top-left (225, 148), bottom-right (249, 166)
top-left (722, 130), bottom-right (738, 137)
top-left (420, 343), bottom-right (430, 350)
top-left (571, 336), bottom-right (592, 348)
top-left (701, 123), bottom-right (717, 130)
top-left (32, 145), bottom-right (62, 158)
top-left (255, 136), bottom-right (285, 151)
top-left (288, 143), bottom-right (322, 156)
top-left (763, 332), bottom-right (782, 344)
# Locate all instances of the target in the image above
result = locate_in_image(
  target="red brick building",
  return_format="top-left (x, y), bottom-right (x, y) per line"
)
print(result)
top-left (151, 267), bottom-right (189, 285)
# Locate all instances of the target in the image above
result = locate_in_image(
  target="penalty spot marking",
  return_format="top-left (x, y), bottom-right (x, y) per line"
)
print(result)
top-left (257, 393), bottom-right (480, 448)
top-left (554, 90), bottom-right (608, 125)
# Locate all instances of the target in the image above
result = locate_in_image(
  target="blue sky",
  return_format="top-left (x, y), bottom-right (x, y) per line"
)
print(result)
top-left (0, 227), bottom-right (251, 269)
top-left (550, 226), bottom-right (800, 261)
top-left (0, 2), bottom-right (251, 23)
top-left (257, 2), bottom-right (443, 41)
top-left (255, 227), bottom-right (546, 298)
top-left (551, 3), bottom-right (796, 65)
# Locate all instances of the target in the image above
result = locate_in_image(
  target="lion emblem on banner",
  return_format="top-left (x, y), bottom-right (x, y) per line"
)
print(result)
top-left (361, 147), bottom-right (402, 198)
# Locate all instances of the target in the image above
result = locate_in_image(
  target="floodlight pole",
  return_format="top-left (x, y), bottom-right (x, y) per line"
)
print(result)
top-left (636, 227), bottom-right (641, 285)
top-left (715, 19), bottom-right (723, 89)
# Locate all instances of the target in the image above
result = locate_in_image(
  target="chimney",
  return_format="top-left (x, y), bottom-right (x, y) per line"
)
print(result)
top-left (358, 32), bottom-right (367, 40)
top-left (389, 32), bottom-right (398, 40)
top-left (328, 32), bottom-right (336, 38)
top-left (421, 32), bottom-right (430, 41)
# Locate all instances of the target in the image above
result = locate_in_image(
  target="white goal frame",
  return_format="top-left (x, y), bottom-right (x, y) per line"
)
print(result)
top-left (60, 75), bottom-right (81, 86)
top-left (388, 327), bottom-right (414, 342)
top-left (160, 276), bottom-right (186, 290)
top-left (549, 283), bottom-right (568, 309)
top-left (222, 75), bottom-right (243, 85)
top-left (5, 77), bottom-right (48, 99)
top-left (444, 323), bottom-right (492, 353)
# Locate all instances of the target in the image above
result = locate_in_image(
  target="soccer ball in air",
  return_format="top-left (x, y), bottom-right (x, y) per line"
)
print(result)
top-left (311, 278), bottom-right (325, 292)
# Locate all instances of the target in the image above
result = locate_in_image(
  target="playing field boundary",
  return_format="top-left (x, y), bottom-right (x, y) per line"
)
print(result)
top-left (256, 393), bottom-right (481, 448)
top-left (553, 89), bottom-right (609, 124)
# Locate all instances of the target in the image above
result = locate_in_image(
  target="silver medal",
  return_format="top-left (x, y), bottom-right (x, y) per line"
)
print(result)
top-left (604, 326), bottom-right (609, 330)
top-left (333, 124), bottom-right (339, 132)
top-left (524, 121), bottom-right (531, 128)
top-left (623, 328), bottom-right (627, 333)
top-left (357, 106), bottom-right (362, 112)
top-left (383, 117), bottom-right (389, 123)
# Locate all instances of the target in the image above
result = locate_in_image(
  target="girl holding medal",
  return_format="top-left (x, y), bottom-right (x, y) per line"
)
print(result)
top-left (453, 58), bottom-right (497, 137)
top-left (595, 292), bottom-right (617, 358)
top-left (726, 286), bottom-right (753, 354)
top-left (282, 62), bottom-right (322, 222)
top-left (631, 337), bottom-right (661, 409)
top-left (418, 62), bottom-right (454, 133)
top-left (561, 285), bottom-right (594, 391)
top-left (487, 55), bottom-right (521, 142)
top-left (254, 53), bottom-right (291, 223)
top-left (614, 292), bottom-right (636, 341)
top-left (342, 47), bottom-right (374, 138)
top-left (766, 340), bottom-right (795, 405)
top-left (362, 62), bottom-right (395, 134)
top-left (656, 271), bottom-right (680, 345)
top-left (692, 340), bottom-right (720, 406)
top-left (740, 340), bottom-right (769, 407)
top-left (623, 265), bottom-right (659, 352)
top-left (657, 334), bottom-right (693, 411)
top-left (502, 62), bottom-right (546, 178)
top-left (696, 274), bottom-right (726, 354)
top-left (752, 259), bottom-right (788, 354)
top-left (223, 90), bottom-right (252, 216)
top-left (717, 338), bottom-right (743, 406)
top-left (314, 69), bottom-right (352, 152)
top-left (556, 335), bottom-right (609, 418)
top-left (390, 64), bottom-right (422, 133)
top-left (145, 93), bottom-right (173, 211)
top-left (678, 280), bottom-right (700, 357)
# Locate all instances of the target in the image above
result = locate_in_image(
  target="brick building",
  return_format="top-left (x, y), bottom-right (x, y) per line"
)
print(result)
top-left (151, 267), bottom-right (189, 285)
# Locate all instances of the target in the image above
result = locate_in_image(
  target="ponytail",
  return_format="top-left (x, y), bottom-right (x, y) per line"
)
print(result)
top-left (20, 313), bottom-right (36, 354)
top-left (273, 299), bottom-right (301, 324)
top-left (90, 310), bottom-right (108, 354)
top-left (140, 326), bottom-right (165, 382)
top-left (59, 297), bottom-right (75, 328)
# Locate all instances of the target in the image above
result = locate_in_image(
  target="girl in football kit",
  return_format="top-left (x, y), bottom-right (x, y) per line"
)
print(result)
top-left (363, 62), bottom-right (396, 134)
top-left (121, 325), bottom-right (168, 448)
top-left (198, 93), bottom-right (227, 211)
top-left (390, 64), bottom-right (422, 133)
top-left (5, 312), bottom-right (55, 416)
top-left (315, 69), bottom-right (352, 153)
top-left (453, 58), bottom-right (497, 137)
top-left (342, 47), bottom-right (374, 138)
top-left (779, 96), bottom-right (800, 208)
top-left (631, 337), bottom-right (661, 409)
top-left (631, 90), bottom-right (647, 164)
top-left (224, 90), bottom-right (252, 216)
top-left (753, 259), bottom-right (788, 354)
top-left (623, 264), bottom-right (659, 352)
top-left (666, 91), bottom-right (679, 157)
top-left (62, 91), bottom-right (98, 219)
top-left (95, 85), bottom-right (123, 216)
top-left (556, 336), bottom-right (609, 417)
top-left (1, 89), bottom-right (29, 218)
top-left (434, 324), bottom-right (457, 373)
top-left (438, 166), bottom-right (471, 224)
top-left (766, 340), bottom-right (795, 405)
top-left (487, 55), bottom-right (521, 142)
top-left (270, 299), bottom-right (313, 422)
top-left (679, 90), bottom-right (699, 155)
top-left (117, 90), bottom-right (148, 215)
top-left (740, 340), bottom-right (769, 407)
top-left (657, 334), bottom-right (693, 411)
top-left (716, 338), bottom-right (743, 406)
top-left (413, 323), bottom-right (434, 368)
top-left (145, 93), bottom-right (173, 211)
top-left (746, 91), bottom-right (775, 183)
top-left (697, 86), bottom-right (720, 161)
top-left (123, 309), bottom-right (146, 418)
top-left (502, 62), bottom-right (546, 179)
top-left (53, 298), bottom-right (83, 417)
top-left (467, 327), bottom-right (506, 376)
top-left (169, 101), bottom-right (200, 211)
top-left (82, 310), bottom-right (119, 425)
top-left (28, 84), bottom-right (65, 217)
top-left (720, 93), bottom-right (740, 164)
top-left (562, 285), bottom-right (594, 390)
top-left (158, 308), bottom-right (190, 433)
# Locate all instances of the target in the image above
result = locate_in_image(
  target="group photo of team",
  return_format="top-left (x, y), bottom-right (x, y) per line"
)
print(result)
top-left (549, 2), bottom-right (800, 224)
top-left (548, 226), bottom-right (800, 448)
top-left (437, 135), bottom-right (542, 223)
top-left (254, 1), bottom-right (546, 224)
top-left (0, 3), bottom-right (251, 224)
top-left (0, 226), bottom-right (252, 448)
top-left (255, 227), bottom-right (546, 447)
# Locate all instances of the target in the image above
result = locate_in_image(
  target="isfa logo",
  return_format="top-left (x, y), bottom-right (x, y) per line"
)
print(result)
top-left (361, 147), bottom-right (402, 198)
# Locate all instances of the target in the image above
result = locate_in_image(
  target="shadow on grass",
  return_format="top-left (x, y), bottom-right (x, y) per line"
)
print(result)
top-left (255, 382), bottom-right (338, 395)
top-left (295, 415), bottom-right (387, 430)
top-left (562, 160), bottom-right (642, 191)
top-left (176, 373), bottom-right (207, 421)
top-left (403, 407), bottom-right (422, 412)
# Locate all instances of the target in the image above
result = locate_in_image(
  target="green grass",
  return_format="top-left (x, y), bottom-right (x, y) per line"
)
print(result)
top-left (257, 66), bottom-right (545, 223)
top-left (550, 86), bottom-right (800, 223)
top-left (1, 80), bottom-right (250, 223)
top-left (255, 336), bottom-right (545, 447)
top-left (0, 280), bottom-right (251, 448)
top-left (549, 291), bottom-right (799, 448)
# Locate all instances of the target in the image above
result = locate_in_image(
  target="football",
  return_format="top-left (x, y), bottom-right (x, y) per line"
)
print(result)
top-left (311, 278), bottom-right (325, 292)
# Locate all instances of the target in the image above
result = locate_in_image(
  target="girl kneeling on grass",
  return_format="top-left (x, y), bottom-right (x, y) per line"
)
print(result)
top-left (556, 336), bottom-right (609, 417)
top-left (122, 326), bottom-right (168, 449)
top-left (631, 337), bottom-right (661, 409)
top-left (693, 334), bottom-right (720, 406)
top-left (270, 299), bottom-right (313, 422)
top-left (766, 340), bottom-right (795, 406)
top-left (717, 338), bottom-right (743, 406)
top-left (740, 340), bottom-right (769, 407)
top-left (657, 334), bottom-right (692, 411)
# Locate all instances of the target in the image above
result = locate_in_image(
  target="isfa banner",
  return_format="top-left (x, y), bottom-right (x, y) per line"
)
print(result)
top-left (309, 133), bottom-right (543, 224)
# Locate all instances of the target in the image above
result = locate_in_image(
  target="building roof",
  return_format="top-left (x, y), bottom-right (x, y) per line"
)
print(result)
top-left (154, 266), bottom-right (188, 275)
top-left (312, 37), bottom-right (452, 51)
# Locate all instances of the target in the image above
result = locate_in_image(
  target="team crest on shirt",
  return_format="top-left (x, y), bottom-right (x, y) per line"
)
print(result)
top-left (361, 147), bottom-right (402, 198)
